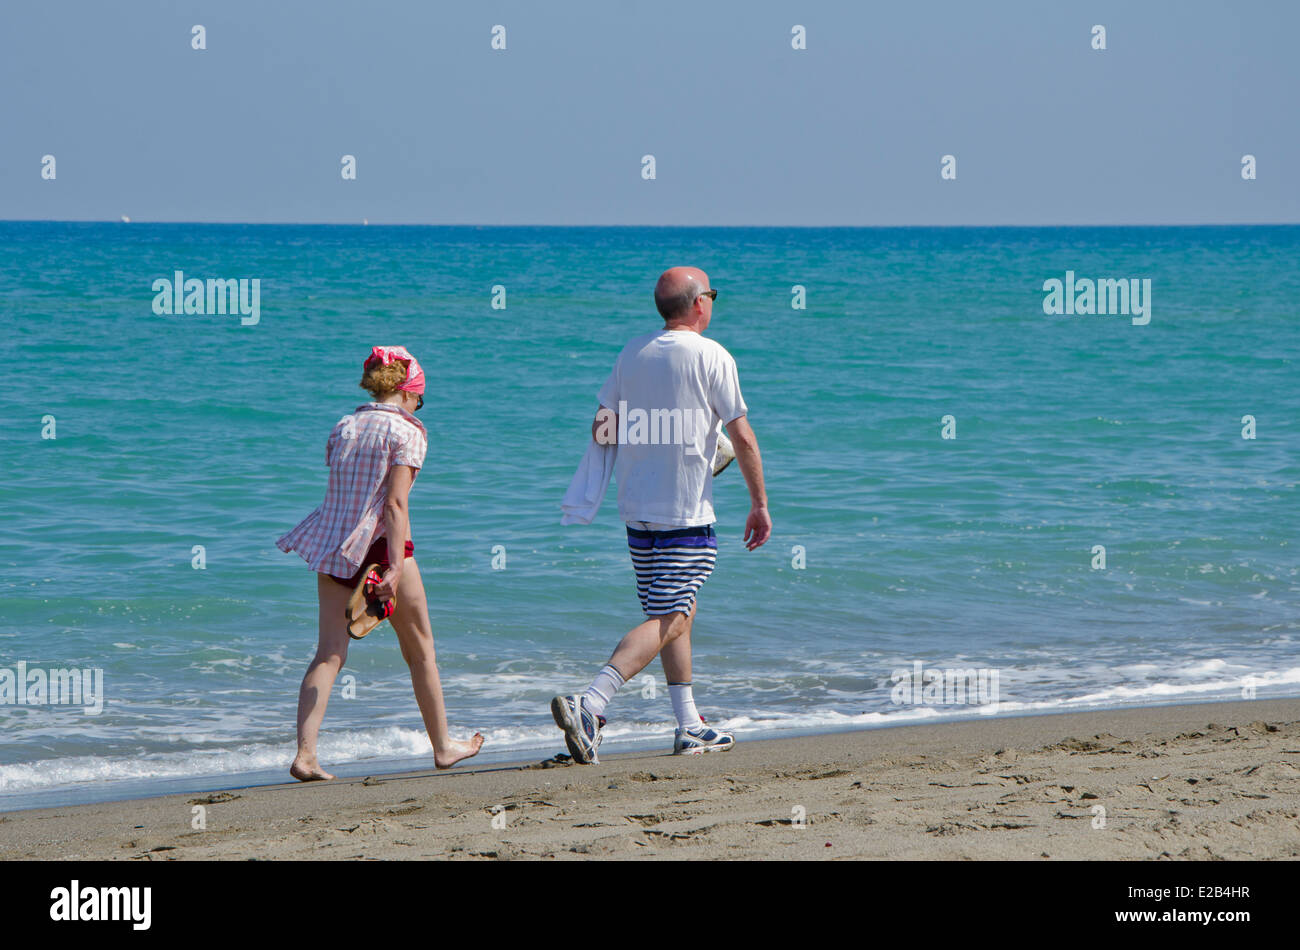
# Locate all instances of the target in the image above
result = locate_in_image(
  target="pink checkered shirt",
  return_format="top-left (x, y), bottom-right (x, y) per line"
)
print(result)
top-left (277, 403), bottom-right (428, 576)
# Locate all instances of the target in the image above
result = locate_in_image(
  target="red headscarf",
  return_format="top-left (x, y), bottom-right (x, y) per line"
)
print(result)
top-left (364, 345), bottom-right (425, 395)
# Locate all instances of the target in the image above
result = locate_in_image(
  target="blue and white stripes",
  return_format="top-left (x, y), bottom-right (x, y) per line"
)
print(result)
top-left (627, 524), bottom-right (718, 616)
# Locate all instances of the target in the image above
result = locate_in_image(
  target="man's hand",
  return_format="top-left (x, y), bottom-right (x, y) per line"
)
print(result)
top-left (743, 505), bottom-right (772, 550)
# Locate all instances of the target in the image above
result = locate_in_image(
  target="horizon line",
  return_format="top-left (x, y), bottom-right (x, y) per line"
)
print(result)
top-left (3, 219), bottom-right (1299, 229)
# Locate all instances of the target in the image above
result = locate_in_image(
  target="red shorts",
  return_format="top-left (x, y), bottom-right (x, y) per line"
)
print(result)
top-left (326, 537), bottom-right (415, 588)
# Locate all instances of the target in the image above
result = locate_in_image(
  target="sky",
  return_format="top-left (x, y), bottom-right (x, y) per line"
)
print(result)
top-left (1, 0), bottom-right (1296, 226)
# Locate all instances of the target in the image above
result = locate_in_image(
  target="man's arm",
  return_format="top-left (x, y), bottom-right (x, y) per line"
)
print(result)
top-left (722, 415), bottom-right (771, 550)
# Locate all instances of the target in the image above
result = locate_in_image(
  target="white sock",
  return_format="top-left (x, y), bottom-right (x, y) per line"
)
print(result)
top-left (668, 682), bottom-right (704, 729)
top-left (583, 664), bottom-right (625, 718)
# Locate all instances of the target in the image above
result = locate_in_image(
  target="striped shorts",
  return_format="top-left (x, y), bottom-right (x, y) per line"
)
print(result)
top-left (626, 524), bottom-right (718, 617)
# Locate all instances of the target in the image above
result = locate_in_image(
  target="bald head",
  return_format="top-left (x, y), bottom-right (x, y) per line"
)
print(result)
top-left (654, 267), bottom-right (712, 327)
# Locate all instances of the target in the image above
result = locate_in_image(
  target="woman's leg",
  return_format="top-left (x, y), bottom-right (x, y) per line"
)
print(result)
top-left (389, 557), bottom-right (484, 768)
top-left (290, 573), bottom-right (354, 781)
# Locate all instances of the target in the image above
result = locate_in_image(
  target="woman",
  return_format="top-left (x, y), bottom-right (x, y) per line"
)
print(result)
top-left (277, 345), bottom-right (483, 781)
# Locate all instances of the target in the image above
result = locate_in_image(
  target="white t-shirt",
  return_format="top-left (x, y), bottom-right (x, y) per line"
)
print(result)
top-left (597, 329), bottom-right (748, 527)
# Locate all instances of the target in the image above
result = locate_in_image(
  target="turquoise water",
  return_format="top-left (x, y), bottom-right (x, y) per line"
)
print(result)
top-left (1, 222), bottom-right (1297, 807)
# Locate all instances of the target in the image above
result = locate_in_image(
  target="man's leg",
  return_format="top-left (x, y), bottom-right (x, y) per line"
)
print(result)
top-left (592, 523), bottom-right (715, 719)
top-left (659, 601), bottom-right (695, 684)
top-left (577, 610), bottom-right (690, 720)
top-left (660, 603), bottom-right (704, 729)
top-left (607, 611), bottom-right (690, 684)
top-left (553, 525), bottom-right (715, 762)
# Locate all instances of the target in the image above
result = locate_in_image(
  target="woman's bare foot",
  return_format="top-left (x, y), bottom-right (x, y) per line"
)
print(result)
top-left (290, 756), bottom-right (335, 782)
top-left (434, 732), bottom-right (485, 770)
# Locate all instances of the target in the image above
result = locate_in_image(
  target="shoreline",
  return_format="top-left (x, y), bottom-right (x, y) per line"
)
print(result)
top-left (3, 692), bottom-right (1292, 815)
top-left (3, 697), bottom-right (1298, 860)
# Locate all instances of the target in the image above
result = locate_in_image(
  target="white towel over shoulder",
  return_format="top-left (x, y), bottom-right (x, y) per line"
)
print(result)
top-left (560, 440), bottom-right (617, 525)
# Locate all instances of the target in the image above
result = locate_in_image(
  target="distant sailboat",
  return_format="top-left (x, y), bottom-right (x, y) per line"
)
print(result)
top-left (120, 215), bottom-right (131, 223)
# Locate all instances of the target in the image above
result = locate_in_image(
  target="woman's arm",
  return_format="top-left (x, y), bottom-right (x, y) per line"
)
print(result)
top-left (374, 464), bottom-right (415, 600)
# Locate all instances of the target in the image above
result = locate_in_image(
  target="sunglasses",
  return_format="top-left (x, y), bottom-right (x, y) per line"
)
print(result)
top-left (699, 289), bottom-right (718, 301)
top-left (415, 395), bottom-right (424, 411)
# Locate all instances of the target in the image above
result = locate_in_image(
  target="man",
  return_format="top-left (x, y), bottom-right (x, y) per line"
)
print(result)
top-left (552, 266), bottom-right (772, 763)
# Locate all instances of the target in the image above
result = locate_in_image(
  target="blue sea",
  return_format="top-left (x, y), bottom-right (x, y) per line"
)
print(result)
top-left (1, 222), bottom-right (1297, 810)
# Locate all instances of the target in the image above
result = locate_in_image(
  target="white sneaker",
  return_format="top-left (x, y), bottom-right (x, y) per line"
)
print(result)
top-left (673, 719), bottom-right (734, 755)
top-left (550, 694), bottom-right (605, 764)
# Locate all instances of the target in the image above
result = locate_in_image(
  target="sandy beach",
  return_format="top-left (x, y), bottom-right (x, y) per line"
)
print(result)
top-left (2, 698), bottom-right (1297, 861)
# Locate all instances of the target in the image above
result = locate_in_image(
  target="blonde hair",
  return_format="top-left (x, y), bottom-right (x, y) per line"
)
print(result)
top-left (360, 359), bottom-right (409, 399)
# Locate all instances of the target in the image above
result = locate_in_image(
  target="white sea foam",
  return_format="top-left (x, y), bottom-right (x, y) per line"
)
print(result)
top-left (4, 666), bottom-right (1298, 800)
